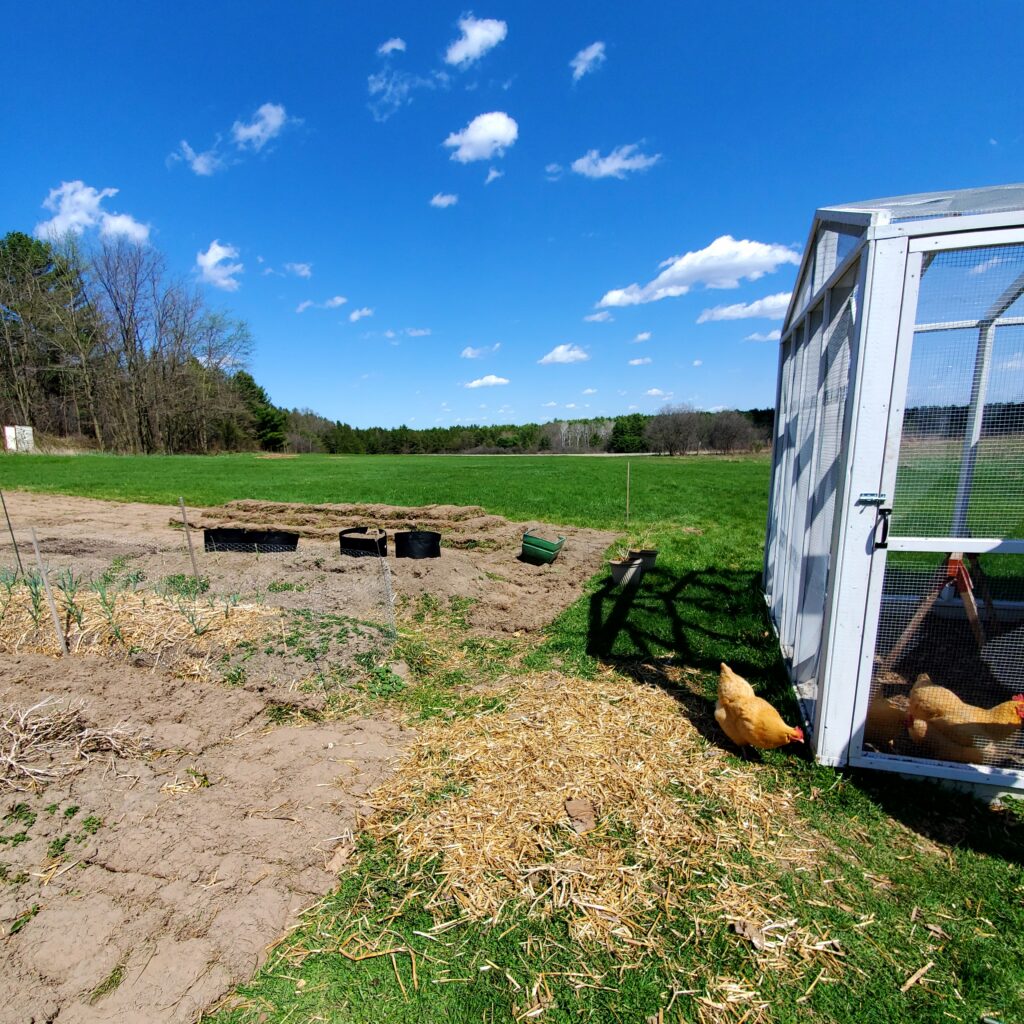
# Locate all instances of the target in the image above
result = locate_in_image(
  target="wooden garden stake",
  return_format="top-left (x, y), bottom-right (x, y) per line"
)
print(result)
top-left (178, 497), bottom-right (201, 586)
top-left (30, 528), bottom-right (67, 656)
top-left (0, 488), bottom-right (23, 576)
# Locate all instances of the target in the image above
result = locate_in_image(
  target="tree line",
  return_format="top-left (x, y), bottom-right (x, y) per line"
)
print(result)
top-left (0, 231), bottom-right (283, 453)
top-left (281, 406), bottom-right (773, 455)
top-left (1, 229), bottom-right (772, 456)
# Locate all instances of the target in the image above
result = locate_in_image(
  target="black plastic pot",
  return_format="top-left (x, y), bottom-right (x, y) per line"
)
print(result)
top-left (339, 527), bottom-right (388, 557)
top-left (204, 527), bottom-right (299, 553)
top-left (393, 530), bottom-right (441, 559)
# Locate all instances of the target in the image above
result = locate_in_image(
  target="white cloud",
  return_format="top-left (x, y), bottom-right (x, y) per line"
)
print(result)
top-left (539, 343), bottom-right (589, 365)
top-left (176, 140), bottom-right (223, 176)
top-left (744, 329), bottom-right (782, 342)
top-left (232, 102), bottom-right (289, 151)
top-left (285, 261), bottom-right (313, 278)
top-left (485, 167), bottom-right (503, 185)
top-left (196, 240), bottom-right (243, 291)
top-left (570, 42), bottom-right (606, 82)
top-left (599, 235), bottom-right (800, 307)
top-left (34, 180), bottom-right (150, 242)
top-left (461, 342), bottom-right (501, 358)
top-left (692, 359), bottom-right (703, 367)
top-left (697, 292), bottom-right (792, 322)
top-left (406, 327), bottom-right (432, 336)
top-left (445, 15), bottom-right (507, 68)
top-left (583, 311), bottom-right (613, 323)
top-left (384, 329), bottom-right (397, 339)
top-left (545, 163), bottom-right (564, 181)
top-left (297, 295), bottom-right (347, 313)
top-left (465, 374), bottom-right (509, 388)
top-left (628, 357), bottom-right (652, 366)
top-left (99, 212), bottom-right (150, 243)
top-left (349, 307), bottom-right (374, 322)
top-left (377, 37), bottom-right (406, 55)
top-left (633, 331), bottom-right (652, 342)
top-left (542, 400), bottom-right (558, 407)
top-left (582, 387), bottom-right (597, 395)
top-left (969, 256), bottom-right (1006, 275)
top-left (444, 112), bottom-right (518, 162)
top-left (430, 192), bottom-right (459, 208)
top-left (572, 144), bottom-right (660, 180)
top-left (565, 403), bottom-right (577, 409)
top-left (645, 388), bottom-right (671, 397)
top-left (368, 68), bottom-right (447, 122)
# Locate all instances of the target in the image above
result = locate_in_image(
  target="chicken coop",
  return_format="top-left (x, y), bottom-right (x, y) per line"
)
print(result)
top-left (764, 184), bottom-right (1024, 791)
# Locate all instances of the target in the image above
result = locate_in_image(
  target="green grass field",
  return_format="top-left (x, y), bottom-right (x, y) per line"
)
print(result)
top-left (0, 451), bottom-right (768, 534)
top-left (2, 451), bottom-right (1022, 1024)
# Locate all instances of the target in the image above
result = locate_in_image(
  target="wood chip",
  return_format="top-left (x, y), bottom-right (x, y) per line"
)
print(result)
top-left (564, 797), bottom-right (597, 835)
top-left (900, 961), bottom-right (934, 993)
top-left (731, 919), bottom-right (767, 950)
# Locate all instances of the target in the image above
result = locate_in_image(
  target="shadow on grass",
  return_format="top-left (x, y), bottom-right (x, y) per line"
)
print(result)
top-left (584, 565), bottom-right (799, 749)
top-left (585, 561), bottom-right (1024, 863)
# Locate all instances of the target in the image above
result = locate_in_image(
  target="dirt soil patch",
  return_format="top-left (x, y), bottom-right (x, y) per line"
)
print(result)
top-left (197, 498), bottom-right (617, 633)
top-left (3, 492), bottom-right (616, 637)
top-left (0, 492), bottom-right (616, 1022)
top-left (0, 654), bottom-right (408, 1024)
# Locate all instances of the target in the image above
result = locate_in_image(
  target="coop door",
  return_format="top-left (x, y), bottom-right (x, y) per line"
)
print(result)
top-left (851, 231), bottom-right (1024, 781)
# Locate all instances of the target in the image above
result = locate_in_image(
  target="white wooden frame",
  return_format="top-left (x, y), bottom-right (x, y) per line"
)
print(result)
top-left (765, 188), bottom-right (1024, 790)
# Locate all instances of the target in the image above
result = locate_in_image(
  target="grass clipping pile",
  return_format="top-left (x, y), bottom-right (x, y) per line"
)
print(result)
top-left (367, 668), bottom-right (839, 979)
top-left (0, 581), bottom-right (279, 680)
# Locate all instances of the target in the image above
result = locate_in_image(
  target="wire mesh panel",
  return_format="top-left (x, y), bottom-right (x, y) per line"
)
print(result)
top-left (892, 244), bottom-right (1024, 541)
top-left (792, 269), bottom-right (858, 706)
top-left (861, 240), bottom-right (1024, 773)
top-left (861, 552), bottom-right (1024, 770)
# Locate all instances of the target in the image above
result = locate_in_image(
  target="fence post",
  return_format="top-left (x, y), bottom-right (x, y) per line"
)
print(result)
top-left (178, 497), bottom-right (201, 586)
top-left (30, 528), bottom-right (67, 657)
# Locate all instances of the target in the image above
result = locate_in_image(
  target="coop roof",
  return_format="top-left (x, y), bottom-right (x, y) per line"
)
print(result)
top-left (784, 184), bottom-right (1024, 331)
top-left (822, 183), bottom-right (1024, 225)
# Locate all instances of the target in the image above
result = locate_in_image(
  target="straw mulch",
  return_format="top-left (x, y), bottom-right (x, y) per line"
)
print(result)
top-left (0, 586), bottom-right (280, 678)
top-left (365, 668), bottom-right (840, 981)
top-left (0, 695), bottom-right (146, 791)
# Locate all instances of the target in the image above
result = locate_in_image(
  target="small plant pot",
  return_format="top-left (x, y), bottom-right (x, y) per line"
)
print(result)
top-left (609, 557), bottom-right (644, 588)
top-left (204, 528), bottom-right (299, 553)
top-left (339, 527), bottom-right (387, 557)
top-left (394, 530), bottom-right (441, 559)
top-left (628, 548), bottom-right (658, 570)
top-left (521, 531), bottom-right (565, 565)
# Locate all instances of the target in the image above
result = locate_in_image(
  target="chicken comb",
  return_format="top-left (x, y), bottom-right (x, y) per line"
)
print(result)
top-left (1014, 694), bottom-right (1024, 719)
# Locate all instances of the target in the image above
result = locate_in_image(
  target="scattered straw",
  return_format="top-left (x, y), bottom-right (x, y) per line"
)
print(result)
top-left (0, 584), bottom-right (280, 677)
top-left (0, 695), bottom-right (146, 791)
top-left (365, 668), bottom-right (833, 977)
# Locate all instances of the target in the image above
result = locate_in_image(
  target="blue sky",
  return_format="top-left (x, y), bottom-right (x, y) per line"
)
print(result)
top-left (4, 1), bottom-right (1022, 428)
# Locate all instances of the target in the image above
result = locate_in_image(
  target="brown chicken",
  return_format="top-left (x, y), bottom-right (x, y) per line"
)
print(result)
top-left (864, 693), bottom-right (909, 750)
top-left (906, 673), bottom-right (1024, 765)
top-left (715, 663), bottom-right (804, 750)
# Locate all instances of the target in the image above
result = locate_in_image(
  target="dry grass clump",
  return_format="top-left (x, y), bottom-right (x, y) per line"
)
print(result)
top-left (0, 695), bottom-right (146, 791)
top-left (366, 668), bottom-right (834, 976)
top-left (0, 581), bottom-right (280, 673)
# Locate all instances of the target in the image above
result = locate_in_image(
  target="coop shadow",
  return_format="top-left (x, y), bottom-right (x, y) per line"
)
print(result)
top-left (846, 768), bottom-right (1024, 863)
top-left (585, 565), bottom-right (800, 753)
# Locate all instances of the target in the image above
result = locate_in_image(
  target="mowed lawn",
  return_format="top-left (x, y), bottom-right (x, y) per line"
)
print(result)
top-left (2, 451), bottom-right (1022, 1024)
top-left (0, 452), bottom-right (766, 536)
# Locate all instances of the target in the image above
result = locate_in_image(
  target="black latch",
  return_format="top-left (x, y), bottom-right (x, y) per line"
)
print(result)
top-left (874, 507), bottom-right (892, 550)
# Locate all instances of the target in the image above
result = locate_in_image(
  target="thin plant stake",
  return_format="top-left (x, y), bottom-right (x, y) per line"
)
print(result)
top-left (0, 489), bottom-right (23, 576)
top-left (178, 497), bottom-right (201, 586)
top-left (626, 461), bottom-right (631, 528)
top-left (29, 528), bottom-right (67, 657)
